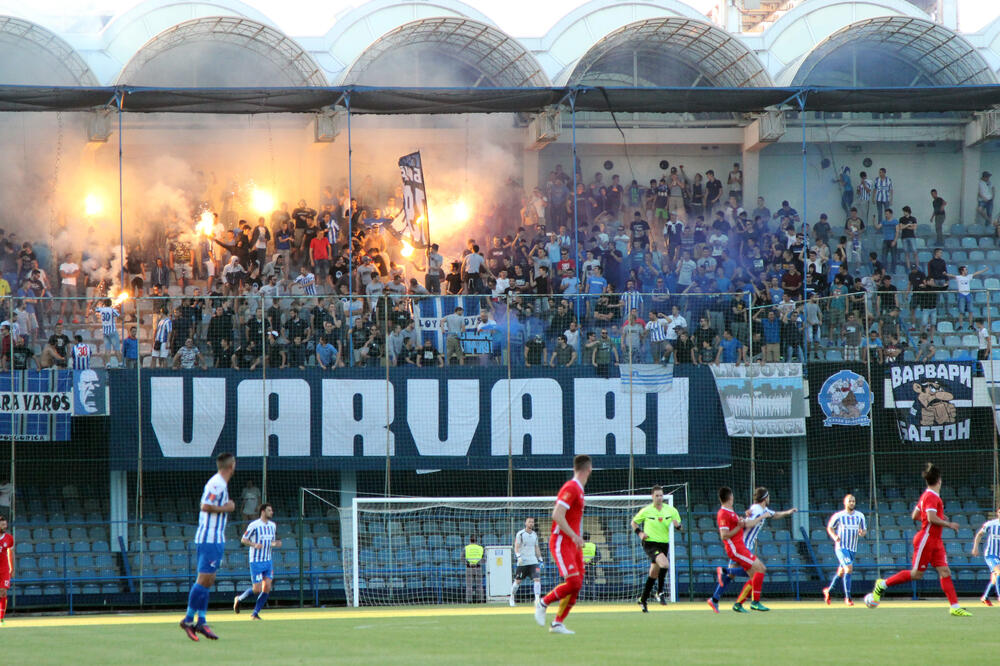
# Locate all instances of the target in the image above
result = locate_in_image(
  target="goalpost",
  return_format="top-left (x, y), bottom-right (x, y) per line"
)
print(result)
top-left (349, 494), bottom-right (675, 607)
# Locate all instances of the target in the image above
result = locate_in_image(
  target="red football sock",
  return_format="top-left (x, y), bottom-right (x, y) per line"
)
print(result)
top-left (554, 592), bottom-right (578, 623)
top-left (736, 581), bottom-right (753, 604)
top-left (885, 570), bottom-right (912, 587)
top-left (751, 572), bottom-right (764, 601)
top-left (940, 576), bottom-right (958, 605)
top-left (542, 581), bottom-right (573, 606)
top-left (0, 595), bottom-right (6, 620)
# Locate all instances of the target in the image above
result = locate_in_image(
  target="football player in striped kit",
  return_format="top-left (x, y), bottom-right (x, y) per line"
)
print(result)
top-left (823, 494), bottom-right (867, 606)
top-left (234, 503), bottom-right (282, 619)
top-left (971, 508), bottom-right (1000, 606)
top-left (180, 452), bottom-right (236, 641)
top-left (708, 487), bottom-right (795, 612)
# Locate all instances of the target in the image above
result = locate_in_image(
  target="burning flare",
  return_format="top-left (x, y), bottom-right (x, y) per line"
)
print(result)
top-left (251, 188), bottom-right (275, 215)
top-left (84, 193), bottom-right (102, 217)
top-left (401, 241), bottom-right (414, 258)
top-left (196, 210), bottom-right (215, 236)
top-left (111, 291), bottom-right (129, 306)
top-left (449, 200), bottom-right (470, 224)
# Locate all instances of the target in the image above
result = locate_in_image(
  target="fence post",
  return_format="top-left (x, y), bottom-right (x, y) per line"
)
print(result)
top-left (864, 290), bottom-right (881, 578)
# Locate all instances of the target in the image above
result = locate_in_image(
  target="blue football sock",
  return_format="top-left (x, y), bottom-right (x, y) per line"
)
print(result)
top-left (185, 583), bottom-right (209, 623)
top-left (238, 587), bottom-right (254, 602)
top-left (712, 582), bottom-right (726, 602)
top-left (843, 573), bottom-right (852, 599)
top-left (828, 574), bottom-right (840, 590)
top-left (253, 592), bottom-right (269, 615)
top-left (984, 580), bottom-right (994, 598)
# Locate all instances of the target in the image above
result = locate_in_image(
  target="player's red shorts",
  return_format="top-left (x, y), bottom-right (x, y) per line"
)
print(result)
top-left (912, 532), bottom-right (947, 572)
top-left (550, 533), bottom-right (585, 579)
top-left (0, 575), bottom-right (10, 590)
top-left (724, 541), bottom-right (757, 571)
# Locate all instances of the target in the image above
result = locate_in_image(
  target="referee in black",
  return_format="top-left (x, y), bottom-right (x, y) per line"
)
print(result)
top-left (631, 485), bottom-right (682, 612)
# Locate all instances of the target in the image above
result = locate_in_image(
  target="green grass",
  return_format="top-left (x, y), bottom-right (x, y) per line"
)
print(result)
top-left (3, 603), bottom-right (999, 665)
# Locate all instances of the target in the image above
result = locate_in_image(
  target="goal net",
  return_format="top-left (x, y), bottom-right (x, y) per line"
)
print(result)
top-left (350, 495), bottom-right (675, 607)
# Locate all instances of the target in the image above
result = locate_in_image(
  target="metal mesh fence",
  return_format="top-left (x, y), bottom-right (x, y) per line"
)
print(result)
top-left (2, 286), bottom-right (997, 610)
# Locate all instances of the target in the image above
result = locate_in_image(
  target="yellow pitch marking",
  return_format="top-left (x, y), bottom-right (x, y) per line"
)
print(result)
top-left (3, 600), bottom-right (956, 629)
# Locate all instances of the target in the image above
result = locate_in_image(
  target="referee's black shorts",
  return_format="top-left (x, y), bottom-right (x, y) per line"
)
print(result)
top-left (642, 540), bottom-right (670, 564)
top-left (514, 564), bottom-right (540, 580)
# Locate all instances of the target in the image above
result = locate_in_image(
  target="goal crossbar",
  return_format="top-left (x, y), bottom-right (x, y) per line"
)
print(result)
top-left (351, 494), bottom-right (675, 607)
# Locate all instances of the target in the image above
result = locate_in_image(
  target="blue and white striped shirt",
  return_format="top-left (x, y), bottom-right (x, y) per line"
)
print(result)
top-left (294, 272), bottom-right (317, 296)
top-left (195, 472), bottom-right (229, 544)
top-left (242, 518), bottom-right (277, 564)
top-left (71, 342), bottom-right (91, 370)
top-left (981, 519), bottom-right (1000, 559)
top-left (743, 503), bottom-right (775, 552)
top-left (155, 316), bottom-right (172, 344)
top-left (95, 306), bottom-right (119, 335)
top-left (621, 290), bottom-right (643, 319)
top-left (828, 510), bottom-right (866, 552)
top-left (646, 318), bottom-right (669, 343)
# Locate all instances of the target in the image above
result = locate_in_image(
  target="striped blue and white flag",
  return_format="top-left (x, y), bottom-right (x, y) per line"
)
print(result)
top-left (414, 295), bottom-right (482, 352)
top-left (618, 364), bottom-right (673, 393)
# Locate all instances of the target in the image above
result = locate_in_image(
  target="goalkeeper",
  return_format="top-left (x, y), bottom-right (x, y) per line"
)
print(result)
top-left (510, 517), bottom-right (543, 606)
top-left (630, 485), bottom-right (681, 612)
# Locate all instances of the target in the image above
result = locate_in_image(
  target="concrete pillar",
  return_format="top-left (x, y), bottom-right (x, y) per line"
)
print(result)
top-left (522, 149), bottom-right (541, 190)
top-left (790, 437), bottom-right (809, 538)
top-left (741, 149), bottom-right (761, 209)
top-left (960, 138), bottom-right (983, 226)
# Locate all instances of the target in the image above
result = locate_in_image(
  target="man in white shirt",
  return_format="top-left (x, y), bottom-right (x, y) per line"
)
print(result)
top-left (979, 171), bottom-right (995, 225)
top-left (945, 265), bottom-right (987, 330)
top-left (975, 318), bottom-right (992, 361)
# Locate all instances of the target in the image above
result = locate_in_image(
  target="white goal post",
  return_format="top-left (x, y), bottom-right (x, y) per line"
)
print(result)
top-left (350, 495), bottom-right (675, 607)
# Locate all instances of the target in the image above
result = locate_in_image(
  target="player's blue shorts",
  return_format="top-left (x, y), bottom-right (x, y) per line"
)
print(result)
top-left (985, 555), bottom-right (1000, 571)
top-left (836, 548), bottom-right (855, 567)
top-left (196, 542), bottom-right (225, 574)
top-left (250, 560), bottom-right (274, 583)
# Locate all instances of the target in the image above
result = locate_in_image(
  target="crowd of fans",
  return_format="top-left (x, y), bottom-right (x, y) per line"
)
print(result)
top-left (0, 166), bottom-right (998, 371)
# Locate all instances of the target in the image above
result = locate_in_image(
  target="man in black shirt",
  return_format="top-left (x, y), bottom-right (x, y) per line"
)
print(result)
top-left (669, 330), bottom-right (694, 364)
top-left (930, 188), bottom-right (947, 245)
top-left (10, 335), bottom-right (37, 370)
top-left (926, 248), bottom-right (948, 288)
top-left (487, 237), bottom-right (507, 274)
top-left (41, 321), bottom-right (71, 368)
top-left (629, 212), bottom-right (651, 249)
top-left (524, 334), bottom-right (546, 366)
top-left (285, 308), bottom-right (310, 343)
top-left (215, 337), bottom-right (235, 368)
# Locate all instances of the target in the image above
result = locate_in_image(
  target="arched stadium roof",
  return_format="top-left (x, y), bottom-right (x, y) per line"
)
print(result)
top-left (341, 17), bottom-right (550, 87)
top-left (0, 15), bottom-right (98, 86)
top-left (792, 16), bottom-right (998, 87)
top-left (566, 17), bottom-right (773, 88)
top-left (116, 16), bottom-right (327, 87)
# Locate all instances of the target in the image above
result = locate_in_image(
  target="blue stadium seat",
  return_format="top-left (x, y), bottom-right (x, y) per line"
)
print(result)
top-left (961, 237), bottom-right (978, 249)
top-left (147, 540), bottom-right (166, 552)
top-left (980, 237), bottom-right (996, 248)
top-left (937, 321), bottom-right (954, 334)
top-left (427, 535), bottom-right (444, 548)
top-left (315, 536), bottom-right (335, 550)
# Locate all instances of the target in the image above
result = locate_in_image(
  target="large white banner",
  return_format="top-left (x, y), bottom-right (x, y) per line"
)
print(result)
top-left (710, 363), bottom-right (805, 437)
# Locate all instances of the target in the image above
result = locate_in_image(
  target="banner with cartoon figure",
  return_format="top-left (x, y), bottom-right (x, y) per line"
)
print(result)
top-left (818, 369), bottom-right (872, 427)
top-left (889, 362), bottom-right (973, 443)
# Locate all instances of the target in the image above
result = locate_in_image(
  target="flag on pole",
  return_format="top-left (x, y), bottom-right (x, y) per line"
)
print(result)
top-left (394, 151), bottom-right (430, 248)
top-left (618, 364), bottom-right (674, 393)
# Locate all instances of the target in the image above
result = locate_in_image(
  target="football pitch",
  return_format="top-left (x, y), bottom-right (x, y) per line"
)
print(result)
top-left (3, 601), bottom-right (998, 665)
